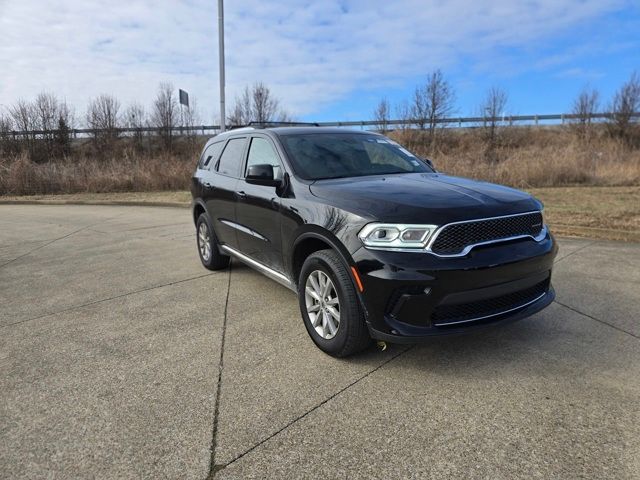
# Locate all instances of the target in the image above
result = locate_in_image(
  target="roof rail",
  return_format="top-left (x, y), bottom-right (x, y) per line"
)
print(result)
top-left (226, 126), bottom-right (256, 133)
top-left (246, 121), bottom-right (320, 128)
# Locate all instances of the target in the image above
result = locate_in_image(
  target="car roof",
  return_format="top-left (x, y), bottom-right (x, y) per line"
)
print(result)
top-left (202, 126), bottom-right (380, 149)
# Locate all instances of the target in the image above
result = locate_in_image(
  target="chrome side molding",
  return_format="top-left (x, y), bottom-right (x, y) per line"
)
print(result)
top-left (220, 219), bottom-right (269, 242)
top-left (220, 245), bottom-right (295, 291)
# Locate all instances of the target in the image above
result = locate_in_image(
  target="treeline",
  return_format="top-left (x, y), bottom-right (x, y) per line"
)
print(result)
top-left (0, 82), bottom-right (290, 163)
top-left (373, 70), bottom-right (640, 155)
top-left (0, 82), bottom-right (203, 163)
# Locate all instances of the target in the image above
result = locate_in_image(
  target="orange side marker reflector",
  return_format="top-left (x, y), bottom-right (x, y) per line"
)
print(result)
top-left (350, 266), bottom-right (364, 293)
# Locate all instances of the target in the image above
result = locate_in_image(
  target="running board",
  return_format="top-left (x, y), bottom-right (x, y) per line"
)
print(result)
top-left (220, 245), bottom-right (296, 292)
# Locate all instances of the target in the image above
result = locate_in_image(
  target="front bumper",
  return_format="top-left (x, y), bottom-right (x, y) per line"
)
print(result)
top-left (352, 232), bottom-right (558, 343)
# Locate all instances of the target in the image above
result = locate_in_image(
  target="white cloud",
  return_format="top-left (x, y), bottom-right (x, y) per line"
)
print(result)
top-left (0, 0), bottom-right (630, 123)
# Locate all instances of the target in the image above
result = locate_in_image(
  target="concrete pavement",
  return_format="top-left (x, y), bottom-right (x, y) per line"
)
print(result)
top-left (0, 205), bottom-right (638, 479)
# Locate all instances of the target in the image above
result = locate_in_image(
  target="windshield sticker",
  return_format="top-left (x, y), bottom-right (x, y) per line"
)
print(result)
top-left (398, 147), bottom-right (416, 157)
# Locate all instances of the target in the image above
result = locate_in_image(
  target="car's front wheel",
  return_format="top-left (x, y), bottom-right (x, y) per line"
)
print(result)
top-left (298, 249), bottom-right (371, 357)
top-left (196, 213), bottom-right (230, 270)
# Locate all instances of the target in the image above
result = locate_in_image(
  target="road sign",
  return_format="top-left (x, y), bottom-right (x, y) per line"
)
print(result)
top-left (179, 89), bottom-right (189, 107)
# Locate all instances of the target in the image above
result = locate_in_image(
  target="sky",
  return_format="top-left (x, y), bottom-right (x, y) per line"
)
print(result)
top-left (0, 0), bottom-right (639, 125)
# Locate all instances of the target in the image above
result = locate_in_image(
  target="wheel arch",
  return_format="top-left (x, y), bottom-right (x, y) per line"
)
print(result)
top-left (192, 199), bottom-right (208, 225)
top-left (290, 228), bottom-right (359, 290)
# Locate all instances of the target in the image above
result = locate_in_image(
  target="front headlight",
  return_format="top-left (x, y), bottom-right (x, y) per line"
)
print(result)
top-left (358, 223), bottom-right (438, 249)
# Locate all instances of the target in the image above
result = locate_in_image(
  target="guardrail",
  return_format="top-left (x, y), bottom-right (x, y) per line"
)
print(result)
top-left (2, 112), bottom-right (638, 138)
top-left (318, 112), bottom-right (639, 128)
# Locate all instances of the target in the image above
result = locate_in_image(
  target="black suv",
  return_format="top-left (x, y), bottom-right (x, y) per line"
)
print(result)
top-left (191, 126), bottom-right (557, 356)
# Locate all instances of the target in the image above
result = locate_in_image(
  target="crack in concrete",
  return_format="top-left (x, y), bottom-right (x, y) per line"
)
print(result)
top-left (1, 272), bottom-right (217, 329)
top-left (0, 239), bottom-right (61, 249)
top-left (555, 300), bottom-right (639, 340)
top-left (0, 212), bottom-right (126, 270)
top-left (553, 240), bottom-right (598, 265)
top-left (207, 261), bottom-right (233, 480)
top-left (211, 344), bottom-right (413, 476)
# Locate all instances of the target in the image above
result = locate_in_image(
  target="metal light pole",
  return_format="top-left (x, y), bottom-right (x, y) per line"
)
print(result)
top-left (218, 0), bottom-right (226, 132)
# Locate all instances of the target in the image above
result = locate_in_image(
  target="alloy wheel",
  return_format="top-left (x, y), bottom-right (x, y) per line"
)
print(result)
top-left (198, 222), bottom-right (211, 262)
top-left (304, 270), bottom-right (340, 339)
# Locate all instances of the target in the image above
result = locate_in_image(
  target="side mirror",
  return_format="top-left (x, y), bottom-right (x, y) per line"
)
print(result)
top-left (423, 158), bottom-right (436, 170)
top-left (246, 164), bottom-right (281, 187)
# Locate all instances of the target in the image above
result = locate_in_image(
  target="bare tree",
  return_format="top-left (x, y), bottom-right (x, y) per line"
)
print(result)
top-left (228, 83), bottom-right (290, 126)
top-left (180, 97), bottom-right (201, 130)
top-left (228, 87), bottom-right (252, 126)
top-left (86, 94), bottom-right (121, 139)
top-left (0, 110), bottom-right (12, 134)
top-left (411, 86), bottom-right (427, 130)
top-left (124, 102), bottom-right (147, 148)
top-left (412, 69), bottom-right (456, 146)
top-left (251, 82), bottom-right (280, 123)
top-left (373, 98), bottom-right (391, 132)
top-left (9, 99), bottom-right (36, 133)
top-left (608, 71), bottom-right (640, 141)
top-left (480, 86), bottom-right (509, 146)
top-left (151, 82), bottom-right (178, 150)
top-left (0, 109), bottom-right (13, 156)
top-left (570, 86), bottom-right (600, 140)
top-left (31, 93), bottom-right (74, 158)
top-left (125, 102), bottom-right (146, 130)
top-left (33, 92), bottom-right (60, 133)
top-left (395, 99), bottom-right (412, 132)
top-left (6, 95), bottom-right (73, 160)
top-left (8, 99), bottom-right (37, 157)
top-left (180, 97), bottom-right (203, 152)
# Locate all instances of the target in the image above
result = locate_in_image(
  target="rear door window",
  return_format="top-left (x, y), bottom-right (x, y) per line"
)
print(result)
top-left (216, 137), bottom-right (246, 178)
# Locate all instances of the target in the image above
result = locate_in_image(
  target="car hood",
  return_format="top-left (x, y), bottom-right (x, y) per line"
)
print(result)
top-left (308, 173), bottom-right (541, 225)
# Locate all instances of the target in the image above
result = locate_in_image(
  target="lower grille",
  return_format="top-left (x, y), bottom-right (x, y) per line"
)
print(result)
top-left (432, 279), bottom-right (549, 326)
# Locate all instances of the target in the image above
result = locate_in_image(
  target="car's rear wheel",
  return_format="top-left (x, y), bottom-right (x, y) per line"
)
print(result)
top-left (298, 249), bottom-right (371, 357)
top-left (196, 213), bottom-right (229, 270)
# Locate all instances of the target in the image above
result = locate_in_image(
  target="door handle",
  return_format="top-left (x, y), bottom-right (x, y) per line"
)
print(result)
top-left (236, 191), bottom-right (247, 199)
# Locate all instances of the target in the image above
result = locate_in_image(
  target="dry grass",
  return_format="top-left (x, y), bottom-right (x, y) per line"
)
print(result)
top-left (530, 186), bottom-right (640, 242)
top-left (391, 127), bottom-right (640, 188)
top-left (1, 126), bottom-right (639, 196)
top-left (0, 190), bottom-right (191, 206)
top-left (0, 151), bottom-right (194, 196)
top-left (3, 187), bottom-right (638, 243)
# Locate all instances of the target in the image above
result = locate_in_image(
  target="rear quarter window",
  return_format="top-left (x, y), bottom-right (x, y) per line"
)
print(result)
top-left (198, 141), bottom-right (224, 170)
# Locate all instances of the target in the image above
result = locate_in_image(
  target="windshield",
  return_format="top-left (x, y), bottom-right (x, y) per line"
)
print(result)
top-left (281, 133), bottom-right (434, 180)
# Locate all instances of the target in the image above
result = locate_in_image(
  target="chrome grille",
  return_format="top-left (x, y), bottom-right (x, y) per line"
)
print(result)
top-left (430, 211), bottom-right (544, 256)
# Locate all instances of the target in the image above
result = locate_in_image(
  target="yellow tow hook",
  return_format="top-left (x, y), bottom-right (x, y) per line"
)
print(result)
top-left (376, 341), bottom-right (387, 352)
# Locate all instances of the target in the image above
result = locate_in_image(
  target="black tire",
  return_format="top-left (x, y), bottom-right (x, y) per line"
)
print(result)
top-left (196, 213), bottom-right (230, 271)
top-left (298, 249), bottom-right (371, 357)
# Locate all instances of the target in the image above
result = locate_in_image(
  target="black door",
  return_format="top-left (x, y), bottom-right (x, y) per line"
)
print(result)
top-left (235, 135), bottom-right (285, 272)
top-left (202, 136), bottom-right (247, 249)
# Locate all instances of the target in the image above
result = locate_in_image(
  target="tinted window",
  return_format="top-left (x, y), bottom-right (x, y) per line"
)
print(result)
top-left (281, 133), bottom-right (433, 180)
top-left (246, 137), bottom-right (283, 180)
top-left (198, 141), bottom-right (224, 169)
top-left (216, 138), bottom-right (246, 177)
